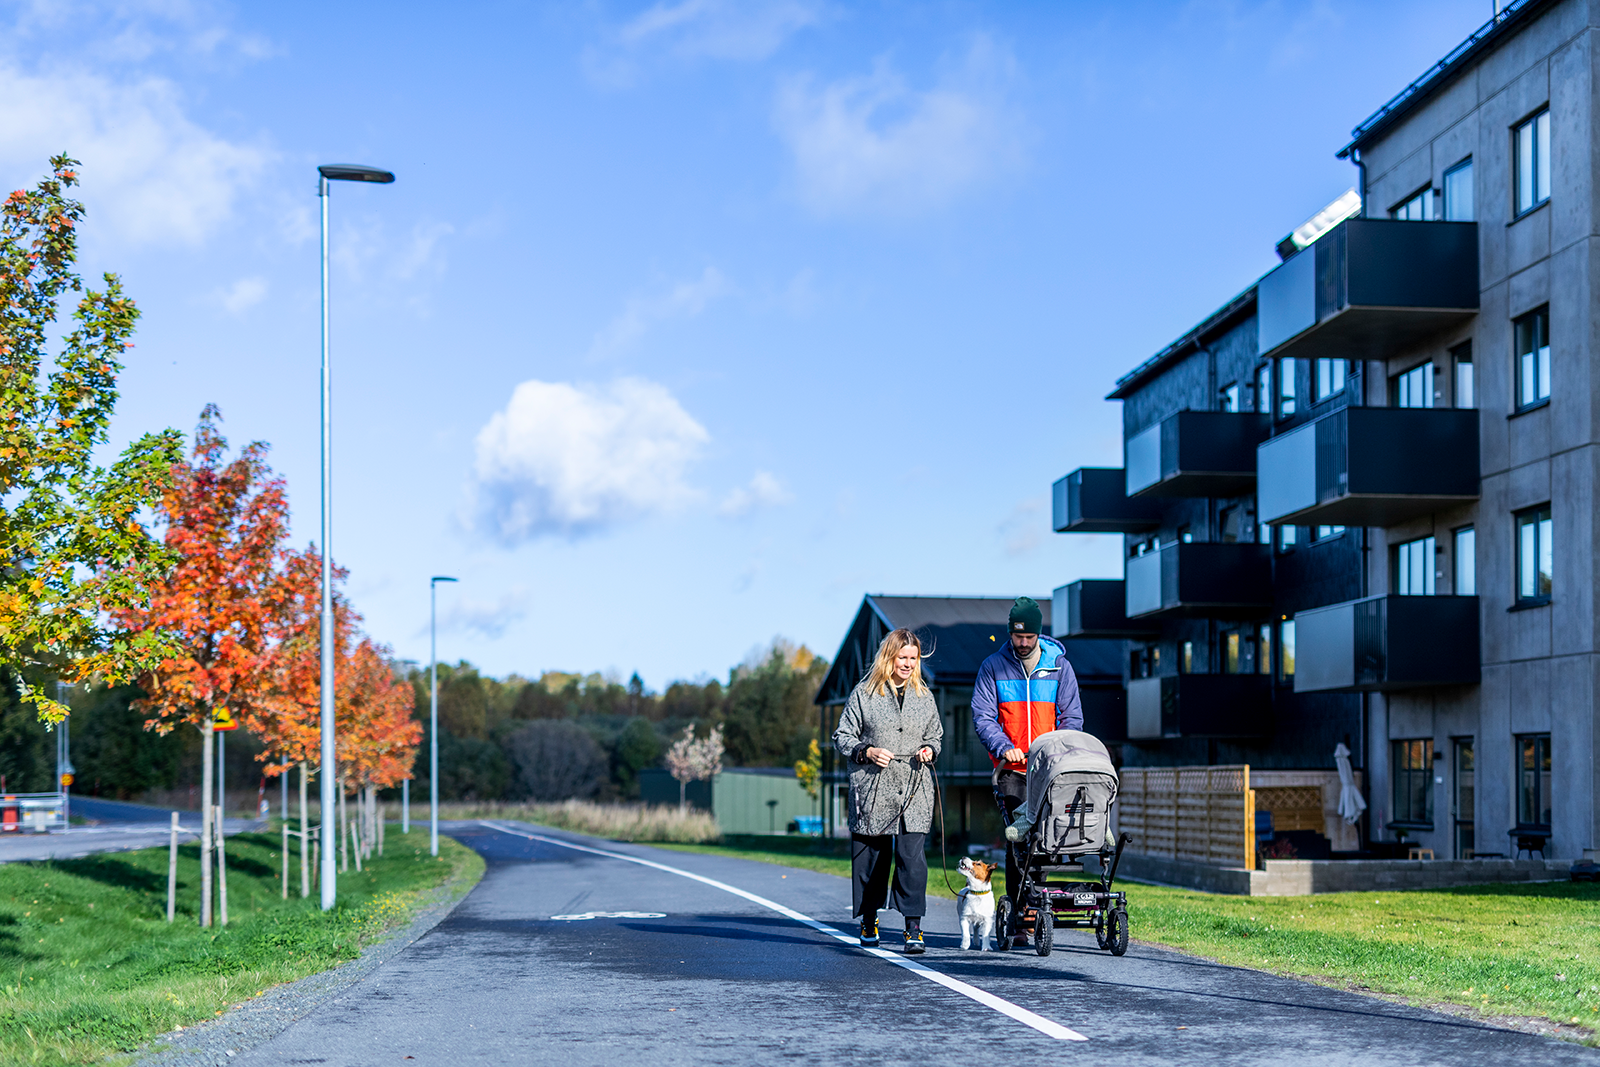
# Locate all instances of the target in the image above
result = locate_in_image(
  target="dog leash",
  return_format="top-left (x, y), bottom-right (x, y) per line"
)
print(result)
top-left (852, 751), bottom-right (970, 897)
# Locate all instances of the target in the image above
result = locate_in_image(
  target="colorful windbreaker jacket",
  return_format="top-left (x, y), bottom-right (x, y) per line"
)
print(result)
top-left (971, 635), bottom-right (1083, 772)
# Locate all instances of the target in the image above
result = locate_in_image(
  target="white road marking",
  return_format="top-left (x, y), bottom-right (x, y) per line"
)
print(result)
top-left (550, 911), bottom-right (667, 920)
top-left (480, 820), bottom-right (1088, 1042)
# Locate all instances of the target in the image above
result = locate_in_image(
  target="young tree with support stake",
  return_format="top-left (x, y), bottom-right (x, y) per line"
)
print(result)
top-left (0, 156), bottom-right (183, 721)
top-left (115, 407), bottom-right (291, 928)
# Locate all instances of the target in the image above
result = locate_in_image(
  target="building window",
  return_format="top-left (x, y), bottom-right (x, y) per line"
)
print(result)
top-left (1454, 526), bottom-right (1476, 596)
top-left (1516, 734), bottom-right (1551, 829)
top-left (1453, 739), bottom-right (1475, 858)
top-left (1395, 535), bottom-right (1436, 596)
top-left (1514, 306), bottom-right (1550, 409)
top-left (1444, 157), bottom-right (1474, 221)
top-left (1278, 619), bottom-right (1295, 681)
top-left (1452, 342), bottom-right (1474, 408)
top-left (1514, 109), bottom-right (1551, 216)
top-left (1314, 358), bottom-right (1346, 402)
top-left (1257, 624), bottom-right (1272, 676)
top-left (1181, 640), bottom-right (1194, 674)
top-left (1131, 645), bottom-right (1160, 680)
top-left (1315, 525), bottom-right (1346, 541)
top-left (1220, 382), bottom-right (1240, 412)
top-left (1258, 518), bottom-right (1272, 545)
top-left (1516, 505), bottom-right (1552, 603)
top-left (1392, 361), bottom-right (1434, 408)
top-left (1278, 358), bottom-right (1297, 417)
top-left (1390, 186), bottom-right (1435, 221)
top-left (1391, 739), bottom-right (1434, 828)
top-left (1219, 506), bottom-right (1242, 543)
top-left (1256, 363), bottom-right (1271, 414)
top-left (1278, 524), bottom-right (1298, 552)
top-left (1223, 630), bottom-right (1256, 675)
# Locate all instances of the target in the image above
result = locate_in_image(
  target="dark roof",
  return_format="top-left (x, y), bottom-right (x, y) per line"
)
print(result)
top-left (1338, 0), bottom-right (1553, 159)
top-left (816, 595), bottom-right (1123, 705)
top-left (1106, 284), bottom-right (1257, 401)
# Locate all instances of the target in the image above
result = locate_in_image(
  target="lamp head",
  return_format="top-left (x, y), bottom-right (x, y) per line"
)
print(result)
top-left (431, 575), bottom-right (458, 585)
top-left (318, 164), bottom-right (395, 184)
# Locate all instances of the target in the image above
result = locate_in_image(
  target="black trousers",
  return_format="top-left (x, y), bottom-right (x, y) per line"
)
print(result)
top-left (996, 770), bottom-right (1027, 908)
top-left (851, 832), bottom-right (926, 919)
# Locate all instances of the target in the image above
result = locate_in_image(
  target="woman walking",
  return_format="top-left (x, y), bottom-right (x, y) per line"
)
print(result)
top-left (833, 628), bottom-right (943, 953)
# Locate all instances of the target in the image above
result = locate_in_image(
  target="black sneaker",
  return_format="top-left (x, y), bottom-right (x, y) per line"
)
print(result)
top-left (858, 915), bottom-right (879, 947)
top-left (904, 922), bottom-right (925, 955)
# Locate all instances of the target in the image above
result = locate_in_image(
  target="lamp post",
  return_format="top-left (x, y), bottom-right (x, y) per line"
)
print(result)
top-left (317, 163), bottom-right (394, 911)
top-left (430, 576), bottom-right (458, 857)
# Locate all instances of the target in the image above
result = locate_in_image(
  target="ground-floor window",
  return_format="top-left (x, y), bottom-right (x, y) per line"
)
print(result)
top-left (1516, 734), bottom-right (1551, 830)
top-left (1453, 738), bottom-right (1474, 858)
top-left (1391, 739), bottom-right (1434, 828)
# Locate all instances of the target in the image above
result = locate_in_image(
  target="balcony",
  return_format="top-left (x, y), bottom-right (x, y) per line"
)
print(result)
top-left (1126, 674), bottom-right (1273, 739)
top-left (1294, 594), bottom-right (1480, 692)
top-left (1257, 218), bottom-right (1478, 361)
top-left (1125, 541), bottom-right (1273, 619)
top-left (1257, 406), bottom-right (1479, 527)
top-left (1053, 579), bottom-right (1159, 638)
top-left (1125, 411), bottom-right (1272, 498)
top-left (1052, 467), bottom-right (1162, 533)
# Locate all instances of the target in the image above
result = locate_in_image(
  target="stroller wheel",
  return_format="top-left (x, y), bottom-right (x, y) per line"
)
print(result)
top-left (1034, 907), bottom-right (1054, 957)
top-left (995, 898), bottom-right (1014, 953)
top-left (1107, 907), bottom-right (1129, 957)
top-left (1094, 910), bottom-right (1110, 950)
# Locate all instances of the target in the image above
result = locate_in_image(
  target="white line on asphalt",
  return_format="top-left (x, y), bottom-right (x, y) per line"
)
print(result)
top-left (480, 820), bottom-right (1087, 1042)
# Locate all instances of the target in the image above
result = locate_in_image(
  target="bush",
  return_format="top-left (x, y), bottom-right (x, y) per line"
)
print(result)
top-left (440, 799), bottom-right (721, 843)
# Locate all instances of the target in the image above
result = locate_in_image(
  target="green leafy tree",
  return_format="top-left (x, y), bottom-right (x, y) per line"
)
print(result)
top-left (0, 155), bottom-right (182, 720)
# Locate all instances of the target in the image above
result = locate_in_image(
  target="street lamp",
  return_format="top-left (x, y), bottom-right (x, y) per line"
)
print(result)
top-left (430, 576), bottom-right (458, 857)
top-left (317, 162), bottom-right (395, 912)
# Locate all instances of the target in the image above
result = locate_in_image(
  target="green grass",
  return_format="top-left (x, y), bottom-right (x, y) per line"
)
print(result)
top-left (655, 835), bottom-right (1600, 1037)
top-left (0, 824), bottom-right (484, 1066)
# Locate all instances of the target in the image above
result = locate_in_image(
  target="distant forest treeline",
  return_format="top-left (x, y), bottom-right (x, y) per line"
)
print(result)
top-left (0, 640), bottom-right (829, 805)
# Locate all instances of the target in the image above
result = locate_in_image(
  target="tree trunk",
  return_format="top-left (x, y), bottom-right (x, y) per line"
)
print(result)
top-left (199, 716), bottom-right (214, 928)
top-left (679, 778), bottom-right (686, 813)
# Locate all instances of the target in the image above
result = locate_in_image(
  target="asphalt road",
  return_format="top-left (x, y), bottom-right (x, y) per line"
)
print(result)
top-left (225, 821), bottom-right (1599, 1067)
top-left (0, 797), bottom-right (259, 863)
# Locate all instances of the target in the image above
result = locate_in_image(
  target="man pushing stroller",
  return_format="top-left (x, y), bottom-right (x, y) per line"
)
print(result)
top-left (971, 596), bottom-right (1084, 936)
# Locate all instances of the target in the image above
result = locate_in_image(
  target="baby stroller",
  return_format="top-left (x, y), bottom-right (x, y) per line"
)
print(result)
top-left (994, 729), bottom-right (1132, 957)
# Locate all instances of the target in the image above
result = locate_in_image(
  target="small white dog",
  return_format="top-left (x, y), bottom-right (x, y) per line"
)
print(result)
top-left (956, 857), bottom-right (999, 951)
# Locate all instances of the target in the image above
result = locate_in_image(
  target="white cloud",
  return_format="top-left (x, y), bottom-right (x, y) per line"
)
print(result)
top-left (773, 39), bottom-right (1024, 217)
top-left (216, 275), bottom-right (266, 314)
top-left (718, 471), bottom-right (792, 517)
top-left (590, 266), bottom-right (728, 358)
top-left (0, 62), bottom-right (268, 245)
top-left (470, 377), bottom-right (710, 543)
top-left (998, 496), bottom-right (1046, 557)
top-left (393, 219), bottom-right (456, 281)
top-left (586, 0), bottom-right (823, 86)
top-left (440, 586), bottom-right (531, 639)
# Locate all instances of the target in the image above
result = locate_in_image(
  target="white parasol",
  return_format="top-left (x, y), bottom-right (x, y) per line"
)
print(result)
top-left (1335, 742), bottom-right (1367, 825)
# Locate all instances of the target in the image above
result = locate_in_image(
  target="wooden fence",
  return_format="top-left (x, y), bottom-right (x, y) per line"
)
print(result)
top-left (1115, 765), bottom-right (1255, 870)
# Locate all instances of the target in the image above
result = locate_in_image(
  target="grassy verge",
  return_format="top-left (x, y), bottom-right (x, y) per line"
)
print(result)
top-left (651, 836), bottom-right (1600, 1038)
top-left (0, 824), bottom-right (484, 1066)
top-left (439, 800), bottom-right (721, 843)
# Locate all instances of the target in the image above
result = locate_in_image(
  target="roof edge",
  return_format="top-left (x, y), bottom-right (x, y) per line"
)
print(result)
top-left (1106, 284), bottom-right (1258, 401)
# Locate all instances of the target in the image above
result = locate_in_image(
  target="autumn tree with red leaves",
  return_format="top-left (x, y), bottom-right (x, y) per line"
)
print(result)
top-left (115, 406), bottom-right (290, 927)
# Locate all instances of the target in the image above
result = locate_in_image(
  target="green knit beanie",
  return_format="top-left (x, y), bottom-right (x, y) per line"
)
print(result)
top-left (1008, 596), bottom-right (1042, 635)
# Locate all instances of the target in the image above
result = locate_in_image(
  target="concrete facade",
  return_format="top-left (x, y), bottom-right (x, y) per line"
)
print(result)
top-left (1057, 0), bottom-right (1599, 864)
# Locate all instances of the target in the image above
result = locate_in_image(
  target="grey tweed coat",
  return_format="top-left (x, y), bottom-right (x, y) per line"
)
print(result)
top-left (833, 680), bottom-right (943, 836)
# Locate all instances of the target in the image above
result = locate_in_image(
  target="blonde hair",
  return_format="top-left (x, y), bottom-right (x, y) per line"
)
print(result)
top-left (867, 628), bottom-right (929, 698)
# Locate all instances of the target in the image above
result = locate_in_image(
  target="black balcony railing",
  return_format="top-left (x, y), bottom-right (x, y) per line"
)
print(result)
top-left (1052, 467), bottom-right (1161, 533)
top-left (1125, 541), bottom-right (1273, 619)
top-left (1257, 406), bottom-right (1479, 527)
top-left (1053, 579), bottom-right (1159, 638)
top-left (1125, 411), bottom-right (1271, 499)
top-left (1294, 594), bottom-right (1480, 692)
top-left (1126, 674), bottom-right (1272, 739)
top-left (1257, 218), bottom-right (1478, 361)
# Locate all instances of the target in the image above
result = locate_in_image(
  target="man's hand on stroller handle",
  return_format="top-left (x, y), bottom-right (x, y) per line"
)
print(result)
top-left (1002, 746), bottom-right (1026, 764)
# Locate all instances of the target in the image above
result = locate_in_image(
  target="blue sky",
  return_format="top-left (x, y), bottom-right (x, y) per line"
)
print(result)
top-left (2, 0), bottom-right (1491, 687)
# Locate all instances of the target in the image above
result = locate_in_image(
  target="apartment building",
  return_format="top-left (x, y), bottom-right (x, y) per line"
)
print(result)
top-left (1052, 0), bottom-right (1594, 861)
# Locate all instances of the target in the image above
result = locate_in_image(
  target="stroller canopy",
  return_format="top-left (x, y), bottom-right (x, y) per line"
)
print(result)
top-left (1025, 730), bottom-right (1117, 819)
